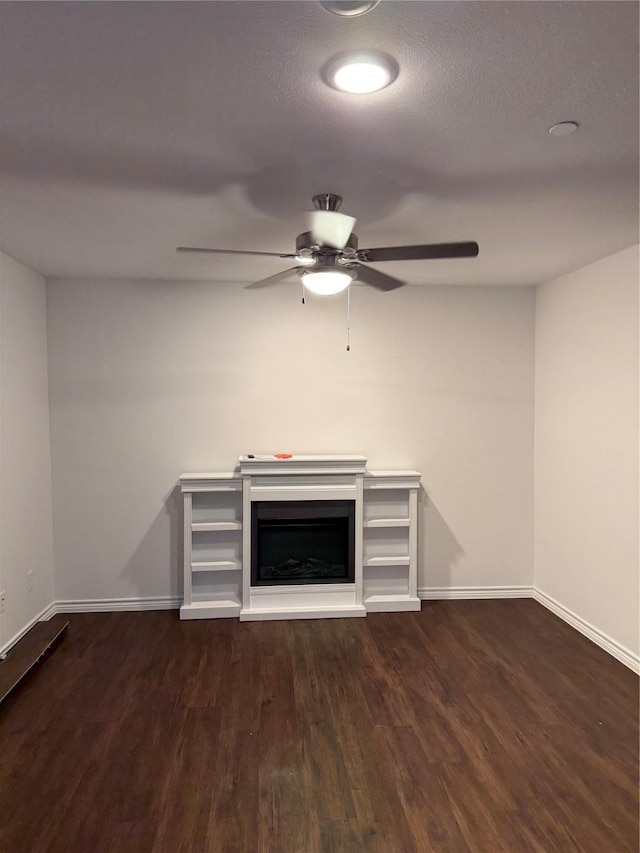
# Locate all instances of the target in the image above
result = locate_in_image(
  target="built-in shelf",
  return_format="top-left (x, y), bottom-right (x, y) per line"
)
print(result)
top-left (191, 560), bottom-right (241, 572)
top-left (364, 555), bottom-right (411, 567)
top-left (192, 521), bottom-right (242, 532)
top-left (364, 518), bottom-right (410, 528)
top-left (181, 474), bottom-right (245, 620)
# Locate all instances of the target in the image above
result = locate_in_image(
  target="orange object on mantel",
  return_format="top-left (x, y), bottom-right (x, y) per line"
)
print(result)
top-left (274, 453), bottom-right (293, 459)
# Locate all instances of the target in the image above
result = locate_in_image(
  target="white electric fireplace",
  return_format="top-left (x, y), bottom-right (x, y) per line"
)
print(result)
top-left (179, 455), bottom-right (421, 621)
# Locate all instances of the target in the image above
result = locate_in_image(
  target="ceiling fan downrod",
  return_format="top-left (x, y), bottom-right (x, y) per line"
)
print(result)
top-left (312, 193), bottom-right (343, 212)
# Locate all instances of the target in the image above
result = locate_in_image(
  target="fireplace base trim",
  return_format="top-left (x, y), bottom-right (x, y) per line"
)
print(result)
top-left (246, 582), bottom-right (361, 618)
top-left (240, 602), bottom-right (366, 621)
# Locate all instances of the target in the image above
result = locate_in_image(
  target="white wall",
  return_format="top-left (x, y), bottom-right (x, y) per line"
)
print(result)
top-left (0, 252), bottom-right (55, 649)
top-left (535, 245), bottom-right (639, 658)
top-left (46, 279), bottom-right (535, 602)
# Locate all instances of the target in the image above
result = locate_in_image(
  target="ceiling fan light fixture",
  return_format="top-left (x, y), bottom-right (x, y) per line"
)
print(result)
top-left (295, 254), bottom-right (317, 266)
top-left (322, 50), bottom-right (398, 94)
top-left (302, 268), bottom-right (355, 295)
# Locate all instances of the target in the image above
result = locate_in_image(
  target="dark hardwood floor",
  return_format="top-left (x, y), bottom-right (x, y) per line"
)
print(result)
top-left (0, 600), bottom-right (637, 852)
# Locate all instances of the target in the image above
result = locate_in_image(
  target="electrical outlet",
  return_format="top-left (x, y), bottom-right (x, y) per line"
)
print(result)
top-left (0, 591), bottom-right (5, 613)
top-left (27, 571), bottom-right (33, 593)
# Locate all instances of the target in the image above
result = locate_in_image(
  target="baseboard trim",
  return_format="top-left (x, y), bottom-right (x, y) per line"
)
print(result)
top-left (0, 601), bottom-right (58, 659)
top-left (532, 588), bottom-right (640, 675)
top-left (6, 590), bottom-right (636, 674)
top-left (40, 602), bottom-right (59, 621)
top-left (419, 585), bottom-right (533, 600)
top-left (52, 596), bottom-right (181, 614)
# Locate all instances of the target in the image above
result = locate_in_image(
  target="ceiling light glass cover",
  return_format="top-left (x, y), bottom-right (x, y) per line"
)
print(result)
top-left (319, 1), bottom-right (381, 17)
top-left (302, 269), bottom-right (354, 295)
top-left (548, 121), bottom-right (579, 136)
top-left (322, 50), bottom-right (399, 94)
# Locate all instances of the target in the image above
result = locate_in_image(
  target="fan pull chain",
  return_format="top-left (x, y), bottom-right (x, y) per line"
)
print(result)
top-left (301, 279), bottom-right (306, 305)
top-left (346, 285), bottom-right (351, 351)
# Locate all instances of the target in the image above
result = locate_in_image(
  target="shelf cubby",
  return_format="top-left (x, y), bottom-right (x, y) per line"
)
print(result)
top-left (191, 520), bottom-right (242, 532)
top-left (364, 517), bottom-right (410, 528)
top-left (364, 555), bottom-right (411, 567)
top-left (191, 560), bottom-right (241, 572)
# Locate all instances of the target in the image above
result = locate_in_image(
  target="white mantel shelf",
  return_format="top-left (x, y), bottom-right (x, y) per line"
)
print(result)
top-left (179, 456), bottom-right (421, 622)
top-left (239, 454), bottom-right (368, 475)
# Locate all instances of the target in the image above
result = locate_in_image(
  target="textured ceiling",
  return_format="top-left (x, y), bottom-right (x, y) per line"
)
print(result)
top-left (0, 1), bottom-right (638, 286)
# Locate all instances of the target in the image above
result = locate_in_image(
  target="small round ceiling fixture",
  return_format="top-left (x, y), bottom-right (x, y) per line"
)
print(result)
top-left (322, 50), bottom-right (399, 94)
top-left (548, 121), bottom-right (579, 137)
top-left (319, 1), bottom-right (381, 17)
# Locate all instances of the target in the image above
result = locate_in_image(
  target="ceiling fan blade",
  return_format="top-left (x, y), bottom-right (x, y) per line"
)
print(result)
top-left (359, 242), bottom-right (479, 263)
top-left (245, 267), bottom-right (300, 289)
top-left (309, 210), bottom-right (357, 249)
top-left (349, 262), bottom-right (405, 291)
top-left (177, 247), bottom-right (295, 258)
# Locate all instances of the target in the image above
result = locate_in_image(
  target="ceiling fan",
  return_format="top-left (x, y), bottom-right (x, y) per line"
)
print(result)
top-left (177, 194), bottom-right (479, 295)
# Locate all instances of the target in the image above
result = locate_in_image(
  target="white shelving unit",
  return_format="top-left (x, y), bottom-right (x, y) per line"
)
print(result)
top-left (180, 474), bottom-right (243, 619)
top-left (179, 461), bottom-right (421, 620)
top-left (362, 471), bottom-right (421, 612)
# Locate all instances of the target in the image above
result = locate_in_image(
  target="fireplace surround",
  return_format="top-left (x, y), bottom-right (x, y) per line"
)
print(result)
top-left (179, 455), bottom-right (421, 621)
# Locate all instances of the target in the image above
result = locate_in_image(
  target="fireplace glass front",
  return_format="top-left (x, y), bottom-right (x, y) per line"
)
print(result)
top-left (251, 500), bottom-right (355, 586)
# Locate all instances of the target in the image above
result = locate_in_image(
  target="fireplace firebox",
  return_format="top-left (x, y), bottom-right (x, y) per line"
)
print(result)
top-left (251, 500), bottom-right (355, 586)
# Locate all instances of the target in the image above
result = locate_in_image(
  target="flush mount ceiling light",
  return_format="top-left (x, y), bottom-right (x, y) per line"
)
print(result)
top-left (322, 50), bottom-right (399, 94)
top-left (548, 121), bottom-right (580, 136)
top-left (319, 1), bottom-right (381, 16)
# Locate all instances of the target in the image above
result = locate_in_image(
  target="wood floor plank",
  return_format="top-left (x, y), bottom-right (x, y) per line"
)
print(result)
top-left (379, 724), bottom-right (473, 852)
top-left (0, 602), bottom-right (637, 852)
